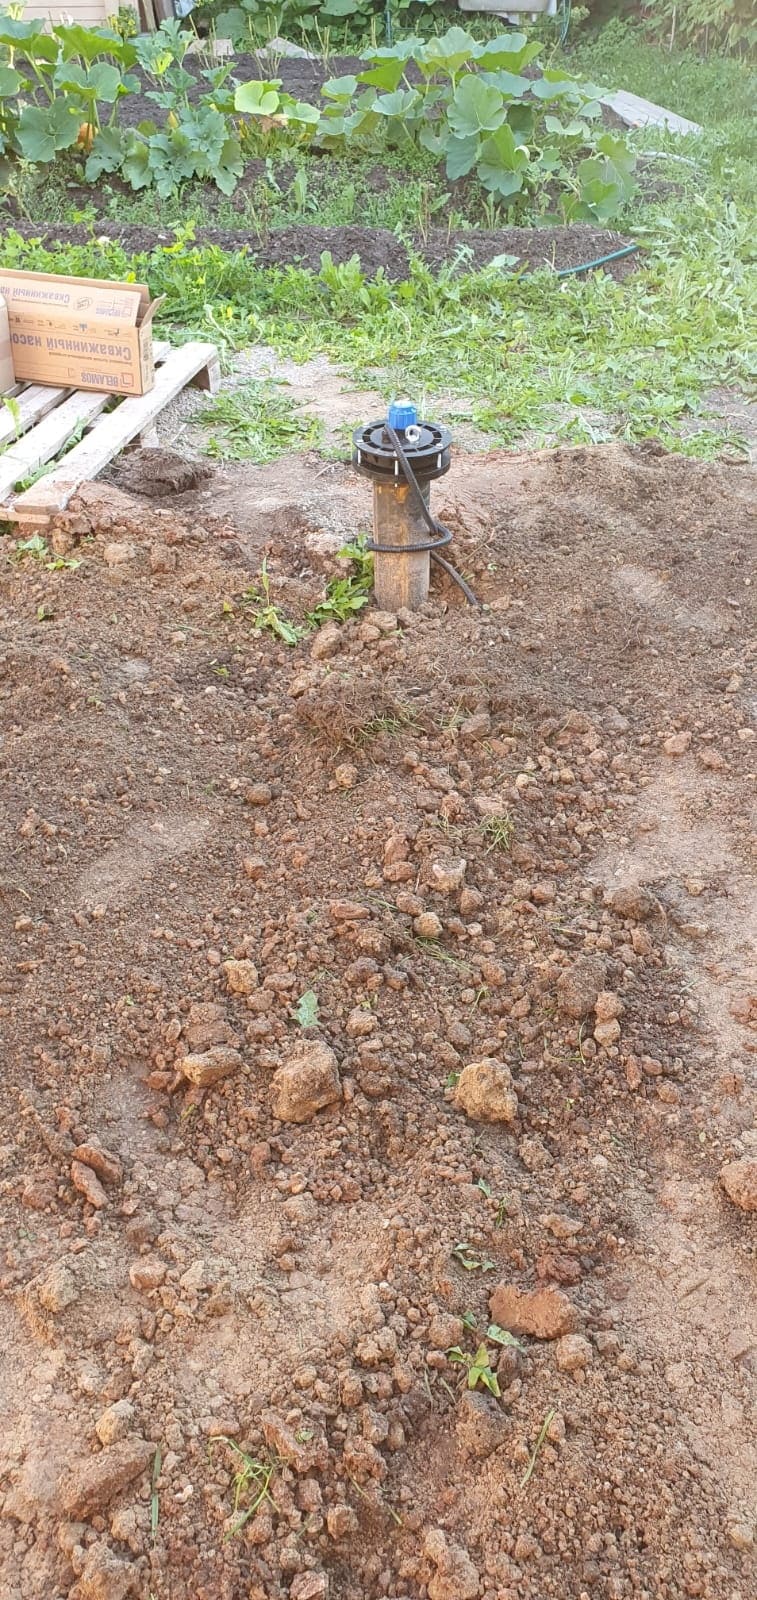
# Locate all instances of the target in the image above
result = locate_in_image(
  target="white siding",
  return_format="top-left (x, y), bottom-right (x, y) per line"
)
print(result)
top-left (22, 1), bottom-right (110, 23)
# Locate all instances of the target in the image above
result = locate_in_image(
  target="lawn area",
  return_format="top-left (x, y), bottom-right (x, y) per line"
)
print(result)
top-left (1, 16), bottom-right (755, 454)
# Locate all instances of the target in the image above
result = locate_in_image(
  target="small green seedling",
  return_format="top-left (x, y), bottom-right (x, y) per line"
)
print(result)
top-left (210, 1436), bottom-right (278, 1536)
top-left (494, 1195), bottom-right (509, 1228)
top-left (10, 534), bottom-right (80, 571)
top-left (292, 988), bottom-right (319, 1028)
top-left (476, 1176), bottom-right (492, 1198)
top-left (243, 560), bottom-right (303, 647)
top-left (448, 1341), bottom-right (501, 1398)
top-left (2, 394), bottom-right (21, 437)
top-left (452, 1241), bottom-right (496, 1273)
top-left (306, 538), bottom-right (374, 627)
top-left (520, 1407), bottom-right (557, 1489)
top-left (487, 1323), bottom-right (525, 1352)
top-left (11, 534), bottom-right (48, 562)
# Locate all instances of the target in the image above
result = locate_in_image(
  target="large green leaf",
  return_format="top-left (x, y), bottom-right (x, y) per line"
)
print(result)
top-left (53, 61), bottom-right (88, 93)
top-left (16, 101), bottom-right (80, 162)
top-left (287, 100), bottom-right (320, 125)
top-left (447, 74), bottom-right (504, 138)
top-left (576, 173), bottom-right (623, 222)
top-left (358, 43), bottom-right (416, 92)
top-left (214, 135), bottom-right (244, 194)
top-left (479, 121), bottom-right (528, 167)
top-left (444, 132), bottom-right (479, 181)
top-left (121, 136), bottom-right (151, 190)
top-left (474, 34), bottom-right (543, 73)
top-left (477, 122), bottom-right (529, 197)
top-left (479, 70), bottom-right (531, 99)
top-left (321, 74), bottom-right (358, 100)
top-left (88, 62), bottom-right (123, 103)
top-left (214, 6), bottom-right (246, 43)
top-left (545, 114), bottom-right (590, 137)
top-left (0, 66), bottom-right (21, 97)
top-left (577, 133), bottom-right (636, 219)
top-left (373, 88), bottom-right (421, 119)
top-left (477, 163), bottom-right (525, 200)
top-left (532, 71), bottom-right (579, 101)
top-left (418, 27), bottom-right (476, 77)
top-left (54, 22), bottom-right (126, 63)
top-left (53, 61), bottom-right (122, 104)
top-left (234, 81), bottom-right (281, 116)
top-left (0, 17), bottom-right (45, 46)
top-left (321, 0), bottom-right (360, 14)
top-left (84, 125), bottom-right (124, 180)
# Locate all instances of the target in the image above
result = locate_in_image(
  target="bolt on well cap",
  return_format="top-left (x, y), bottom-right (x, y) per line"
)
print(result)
top-left (387, 399), bottom-right (417, 431)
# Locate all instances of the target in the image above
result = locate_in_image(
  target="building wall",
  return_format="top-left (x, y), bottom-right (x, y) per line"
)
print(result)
top-left (22, 1), bottom-right (110, 23)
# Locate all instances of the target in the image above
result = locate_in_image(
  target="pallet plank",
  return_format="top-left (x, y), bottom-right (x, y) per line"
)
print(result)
top-left (600, 90), bottom-right (700, 135)
top-left (11, 342), bottom-right (215, 519)
top-left (0, 383), bottom-right (72, 449)
top-left (0, 389), bottom-right (111, 503)
top-left (0, 341), bottom-right (173, 463)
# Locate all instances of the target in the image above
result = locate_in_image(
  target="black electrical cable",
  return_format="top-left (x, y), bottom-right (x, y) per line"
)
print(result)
top-left (366, 423), bottom-right (481, 608)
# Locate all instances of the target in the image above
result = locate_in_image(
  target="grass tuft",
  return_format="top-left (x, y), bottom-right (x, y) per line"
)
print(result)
top-left (197, 379), bottom-right (322, 463)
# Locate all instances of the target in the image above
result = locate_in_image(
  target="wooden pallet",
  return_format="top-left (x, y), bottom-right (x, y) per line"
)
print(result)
top-left (0, 339), bottom-right (220, 526)
top-left (600, 89), bottom-right (701, 136)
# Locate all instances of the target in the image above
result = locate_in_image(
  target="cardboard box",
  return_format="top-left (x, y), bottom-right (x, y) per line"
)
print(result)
top-left (0, 295), bottom-right (15, 394)
top-left (0, 269), bottom-right (164, 395)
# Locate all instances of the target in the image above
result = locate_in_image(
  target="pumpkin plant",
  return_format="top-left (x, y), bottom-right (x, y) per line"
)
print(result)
top-left (317, 27), bottom-right (636, 222)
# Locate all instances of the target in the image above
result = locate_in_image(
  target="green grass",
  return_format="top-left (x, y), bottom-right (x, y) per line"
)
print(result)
top-left (563, 19), bottom-right (757, 125)
top-left (197, 378), bottom-right (322, 461)
top-left (1, 23), bottom-right (753, 457)
top-left (480, 812), bottom-right (515, 852)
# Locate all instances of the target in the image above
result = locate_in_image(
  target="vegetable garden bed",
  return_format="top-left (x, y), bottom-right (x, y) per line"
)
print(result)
top-left (0, 17), bottom-right (638, 219)
top-left (0, 216), bottom-right (636, 280)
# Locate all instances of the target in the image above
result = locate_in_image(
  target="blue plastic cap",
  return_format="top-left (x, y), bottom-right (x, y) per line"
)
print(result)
top-left (387, 399), bottom-right (417, 432)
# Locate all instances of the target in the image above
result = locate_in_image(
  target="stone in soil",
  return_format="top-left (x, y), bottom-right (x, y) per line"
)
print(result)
top-left (719, 1156), bottom-right (757, 1212)
top-left (556, 955), bottom-right (607, 1020)
top-left (69, 1539), bottom-right (140, 1600)
top-left (424, 1528), bottom-right (480, 1600)
top-left (261, 1409), bottom-right (328, 1473)
top-left (71, 1159), bottom-right (108, 1209)
top-left (426, 856), bottom-right (467, 893)
top-left (223, 957), bottom-right (259, 994)
top-left (37, 1259), bottom-right (78, 1313)
top-left (489, 1283), bottom-right (577, 1340)
top-left (270, 1039), bottom-right (341, 1123)
top-left (454, 1058), bottom-right (518, 1124)
top-left (555, 1333), bottom-right (593, 1371)
top-left (455, 1389), bottom-right (509, 1459)
top-left (606, 884), bottom-right (657, 920)
top-left (60, 1438), bottom-right (154, 1519)
top-left (178, 1045), bottom-right (243, 1087)
top-left (71, 1138), bottom-right (122, 1185)
top-left (95, 1400), bottom-right (135, 1446)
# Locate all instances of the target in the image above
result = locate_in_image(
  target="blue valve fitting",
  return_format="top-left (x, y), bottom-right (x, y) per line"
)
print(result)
top-left (387, 399), bottom-right (417, 432)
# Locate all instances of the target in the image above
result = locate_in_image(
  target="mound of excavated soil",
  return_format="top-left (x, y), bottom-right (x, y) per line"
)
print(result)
top-left (0, 442), bottom-right (754, 1600)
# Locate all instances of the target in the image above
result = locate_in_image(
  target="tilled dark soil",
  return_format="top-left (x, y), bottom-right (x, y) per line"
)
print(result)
top-left (0, 217), bottom-right (635, 279)
top-left (111, 52), bottom-right (366, 128)
top-left (0, 443), bottom-right (754, 1600)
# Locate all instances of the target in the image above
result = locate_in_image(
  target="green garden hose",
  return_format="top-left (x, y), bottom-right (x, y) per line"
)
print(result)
top-left (554, 243), bottom-right (639, 276)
